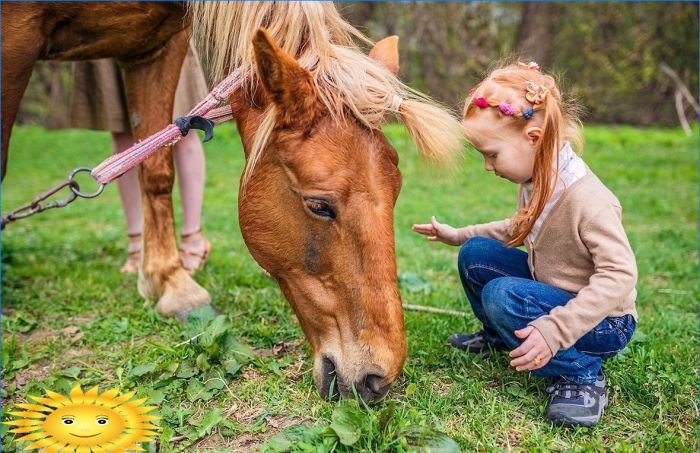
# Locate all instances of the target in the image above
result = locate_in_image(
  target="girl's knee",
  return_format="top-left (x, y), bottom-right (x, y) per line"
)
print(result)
top-left (458, 237), bottom-right (498, 269)
top-left (481, 277), bottom-right (513, 319)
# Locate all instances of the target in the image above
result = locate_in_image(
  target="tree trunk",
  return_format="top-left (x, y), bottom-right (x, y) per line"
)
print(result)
top-left (514, 3), bottom-right (562, 67)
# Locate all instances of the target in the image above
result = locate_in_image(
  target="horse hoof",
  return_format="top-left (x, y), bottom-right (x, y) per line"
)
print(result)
top-left (177, 303), bottom-right (220, 322)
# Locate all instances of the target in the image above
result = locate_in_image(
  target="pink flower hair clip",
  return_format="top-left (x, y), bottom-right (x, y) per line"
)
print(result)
top-left (498, 102), bottom-right (516, 116)
top-left (517, 61), bottom-right (540, 71)
top-left (474, 97), bottom-right (489, 108)
top-left (525, 81), bottom-right (549, 105)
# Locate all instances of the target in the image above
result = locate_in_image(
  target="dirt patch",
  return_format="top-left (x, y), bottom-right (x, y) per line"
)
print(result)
top-left (253, 339), bottom-right (304, 359)
top-left (191, 414), bottom-right (309, 452)
top-left (5, 361), bottom-right (53, 389)
top-left (20, 325), bottom-right (84, 345)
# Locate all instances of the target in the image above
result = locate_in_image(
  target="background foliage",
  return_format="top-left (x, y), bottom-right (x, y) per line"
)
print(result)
top-left (17, 2), bottom-right (698, 127)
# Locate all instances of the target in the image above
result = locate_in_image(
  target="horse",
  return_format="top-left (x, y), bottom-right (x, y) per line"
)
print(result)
top-left (3, 2), bottom-right (464, 402)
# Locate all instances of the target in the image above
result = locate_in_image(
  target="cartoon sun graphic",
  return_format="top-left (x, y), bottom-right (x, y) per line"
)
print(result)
top-left (3, 384), bottom-right (161, 452)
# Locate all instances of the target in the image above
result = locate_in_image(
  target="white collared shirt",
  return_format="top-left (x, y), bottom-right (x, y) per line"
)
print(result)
top-left (521, 142), bottom-right (587, 243)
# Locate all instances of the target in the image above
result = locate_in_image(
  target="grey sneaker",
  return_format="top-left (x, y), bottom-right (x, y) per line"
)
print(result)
top-left (447, 330), bottom-right (505, 356)
top-left (546, 373), bottom-right (609, 427)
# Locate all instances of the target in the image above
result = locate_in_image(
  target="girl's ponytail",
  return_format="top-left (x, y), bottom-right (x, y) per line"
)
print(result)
top-left (507, 85), bottom-right (563, 247)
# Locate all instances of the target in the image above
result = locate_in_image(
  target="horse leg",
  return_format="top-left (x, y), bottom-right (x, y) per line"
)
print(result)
top-left (1, 10), bottom-right (43, 180)
top-left (119, 29), bottom-right (211, 318)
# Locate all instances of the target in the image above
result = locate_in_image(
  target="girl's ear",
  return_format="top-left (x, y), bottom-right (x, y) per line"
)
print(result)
top-left (525, 126), bottom-right (542, 145)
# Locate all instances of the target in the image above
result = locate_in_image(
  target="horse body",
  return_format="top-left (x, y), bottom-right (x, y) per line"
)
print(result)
top-left (2, 1), bottom-right (212, 322)
top-left (3, 2), bottom-right (464, 402)
top-left (2, 2), bottom-right (189, 173)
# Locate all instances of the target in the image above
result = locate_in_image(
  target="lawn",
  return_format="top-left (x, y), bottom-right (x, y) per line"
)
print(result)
top-left (2, 122), bottom-right (697, 451)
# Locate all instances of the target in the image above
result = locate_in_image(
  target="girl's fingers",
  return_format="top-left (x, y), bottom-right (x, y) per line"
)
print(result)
top-left (532, 353), bottom-right (552, 370)
top-left (509, 337), bottom-right (535, 358)
top-left (510, 348), bottom-right (539, 368)
top-left (412, 224), bottom-right (435, 235)
top-left (517, 348), bottom-right (550, 371)
top-left (427, 236), bottom-right (438, 241)
top-left (532, 357), bottom-right (551, 370)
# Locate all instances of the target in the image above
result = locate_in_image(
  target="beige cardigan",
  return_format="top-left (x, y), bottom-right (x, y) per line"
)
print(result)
top-left (460, 170), bottom-right (638, 355)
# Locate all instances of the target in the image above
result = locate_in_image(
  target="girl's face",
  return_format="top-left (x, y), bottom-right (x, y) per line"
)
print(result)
top-left (464, 115), bottom-right (538, 184)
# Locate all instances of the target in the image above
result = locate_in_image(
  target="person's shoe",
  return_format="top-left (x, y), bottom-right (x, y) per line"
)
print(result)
top-left (546, 373), bottom-right (608, 427)
top-left (447, 330), bottom-right (504, 356)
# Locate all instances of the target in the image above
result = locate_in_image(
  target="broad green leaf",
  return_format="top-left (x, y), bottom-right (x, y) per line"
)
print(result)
top-left (200, 315), bottom-right (230, 349)
top-left (196, 352), bottom-right (212, 371)
top-left (183, 305), bottom-right (218, 339)
top-left (329, 400), bottom-right (366, 446)
top-left (405, 383), bottom-right (417, 396)
top-left (196, 408), bottom-right (224, 438)
top-left (129, 363), bottom-right (156, 378)
top-left (59, 367), bottom-right (81, 379)
top-left (204, 376), bottom-right (225, 391)
top-left (403, 426), bottom-right (461, 453)
top-left (186, 379), bottom-right (205, 402)
top-left (223, 359), bottom-right (241, 376)
top-left (176, 361), bottom-right (198, 379)
top-left (222, 337), bottom-right (255, 364)
top-left (147, 389), bottom-right (166, 405)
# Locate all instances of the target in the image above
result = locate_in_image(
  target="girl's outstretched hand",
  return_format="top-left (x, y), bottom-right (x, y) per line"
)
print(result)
top-left (411, 216), bottom-right (462, 246)
top-left (509, 325), bottom-right (553, 371)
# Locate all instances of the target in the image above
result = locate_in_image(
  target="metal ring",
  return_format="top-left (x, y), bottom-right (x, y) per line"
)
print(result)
top-left (68, 167), bottom-right (105, 199)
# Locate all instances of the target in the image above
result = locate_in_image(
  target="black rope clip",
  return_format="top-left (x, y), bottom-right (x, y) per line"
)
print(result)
top-left (174, 115), bottom-right (215, 142)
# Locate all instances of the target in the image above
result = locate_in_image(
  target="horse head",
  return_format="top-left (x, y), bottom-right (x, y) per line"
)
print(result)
top-left (233, 30), bottom-right (406, 402)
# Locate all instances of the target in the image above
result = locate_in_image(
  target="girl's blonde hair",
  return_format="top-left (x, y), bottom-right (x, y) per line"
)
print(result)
top-left (462, 62), bottom-right (583, 247)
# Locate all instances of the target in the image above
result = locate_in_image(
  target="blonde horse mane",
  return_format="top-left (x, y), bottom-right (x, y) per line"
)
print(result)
top-left (190, 2), bottom-right (464, 183)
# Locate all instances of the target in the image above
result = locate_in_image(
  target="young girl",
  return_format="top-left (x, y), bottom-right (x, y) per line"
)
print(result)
top-left (412, 62), bottom-right (637, 427)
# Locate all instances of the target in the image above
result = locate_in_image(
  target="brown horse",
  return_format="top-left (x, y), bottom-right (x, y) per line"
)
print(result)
top-left (3, 2), bottom-right (464, 402)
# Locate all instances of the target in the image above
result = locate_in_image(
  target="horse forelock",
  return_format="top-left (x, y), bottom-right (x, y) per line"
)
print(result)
top-left (190, 1), bottom-right (464, 186)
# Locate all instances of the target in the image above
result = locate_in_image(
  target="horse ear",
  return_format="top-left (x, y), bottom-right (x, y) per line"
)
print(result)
top-left (369, 36), bottom-right (399, 75)
top-left (253, 28), bottom-right (318, 126)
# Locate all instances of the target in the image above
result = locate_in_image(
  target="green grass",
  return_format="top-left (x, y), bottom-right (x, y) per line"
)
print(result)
top-left (2, 123), bottom-right (697, 451)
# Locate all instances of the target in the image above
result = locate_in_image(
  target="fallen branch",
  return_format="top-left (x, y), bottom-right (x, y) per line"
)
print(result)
top-left (675, 90), bottom-right (692, 136)
top-left (660, 62), bottom-right (698, 137)
top-left (402, 303), bottom-right (469, 317)
top-left (660, 62), bottom-right (699, 113)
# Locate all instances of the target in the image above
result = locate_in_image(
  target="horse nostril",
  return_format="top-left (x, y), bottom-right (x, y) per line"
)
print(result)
top-left (356, 373), bottom-right (389, 403)
top-left (321, 356), bottom-right (340, 402)
top-left (364, 374), bottom-right (383, 394)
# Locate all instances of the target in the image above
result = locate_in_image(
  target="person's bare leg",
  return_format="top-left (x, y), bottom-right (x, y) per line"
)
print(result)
top-left (112, 132), bottom-right (142, 235)
top-left (112, 132), bottom-right (142, 273)
top-left (173, 131), bottom-right (204, 235)
top-left (173, 131), bottom-right (210, 273)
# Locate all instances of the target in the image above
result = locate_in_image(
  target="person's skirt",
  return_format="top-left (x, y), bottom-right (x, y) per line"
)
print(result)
top-left (70, 41), bottom-right (209, 133)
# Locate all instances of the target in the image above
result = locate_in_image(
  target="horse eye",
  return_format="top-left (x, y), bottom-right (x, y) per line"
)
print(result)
top-left (96, 418), bottom-right (109, 425)
top-left (304, 198), bottom-right (336, 220)
top-left (62, 419), bottom-right (74, 425)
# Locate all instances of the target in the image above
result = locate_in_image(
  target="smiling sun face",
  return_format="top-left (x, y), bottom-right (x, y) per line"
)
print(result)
top-left (3, 384), bottom-right (160, 452)
top-left (43, 404), bottom-right (126, 446)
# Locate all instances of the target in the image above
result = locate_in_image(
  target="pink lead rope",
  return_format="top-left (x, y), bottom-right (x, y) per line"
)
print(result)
top-left (91, 69), bottom-right (244, 185)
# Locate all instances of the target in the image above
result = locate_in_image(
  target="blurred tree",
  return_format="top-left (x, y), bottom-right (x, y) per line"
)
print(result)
top-left (550, 3), bottom-right (698, 125)
top-left (16, 61), bottom-right (72, 128)
top-left (514, 3), bottom-right (562, 68)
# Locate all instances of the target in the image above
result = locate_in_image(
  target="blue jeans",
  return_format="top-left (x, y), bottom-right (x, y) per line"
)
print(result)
top-left (458, 237), bottom-right (636, 384)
